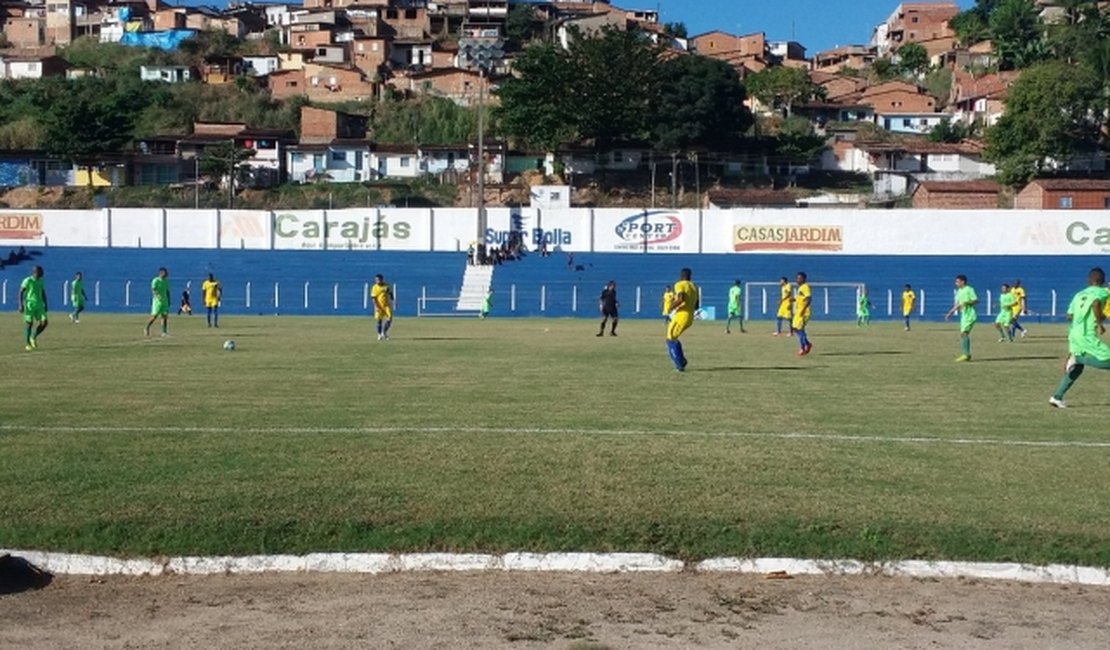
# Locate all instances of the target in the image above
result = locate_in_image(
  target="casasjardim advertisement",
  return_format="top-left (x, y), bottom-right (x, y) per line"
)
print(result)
top-left (733, 225), bottom-right (843, 252)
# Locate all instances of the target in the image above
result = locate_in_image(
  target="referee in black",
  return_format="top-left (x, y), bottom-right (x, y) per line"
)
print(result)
top-left (598, 280), bottom-right (619, 337)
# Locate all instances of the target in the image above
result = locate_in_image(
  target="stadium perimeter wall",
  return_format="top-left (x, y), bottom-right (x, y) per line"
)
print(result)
top-left (2, 208), bottom-right (1109, 319)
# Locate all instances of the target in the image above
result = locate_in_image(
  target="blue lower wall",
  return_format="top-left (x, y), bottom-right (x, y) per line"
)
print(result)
top-left (0, 247), bottom-right (1102, 321)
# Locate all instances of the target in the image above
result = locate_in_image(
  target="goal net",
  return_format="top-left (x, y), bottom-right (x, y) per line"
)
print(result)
top-left (744, 282), bottom-right (868, 321)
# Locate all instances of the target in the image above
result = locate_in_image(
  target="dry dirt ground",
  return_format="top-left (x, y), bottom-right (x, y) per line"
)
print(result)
top-left (2, 572), bottom-right (1109, 649)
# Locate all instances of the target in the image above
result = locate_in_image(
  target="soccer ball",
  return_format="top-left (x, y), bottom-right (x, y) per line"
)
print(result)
top-left (223, 339), bottom-right (236, 351)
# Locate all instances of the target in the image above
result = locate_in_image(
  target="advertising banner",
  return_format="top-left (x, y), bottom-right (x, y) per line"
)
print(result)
top-left (219, 210), bottom-right (271, 250)
top-left (593, 209), bottom-right (700, 254)
top-left (372, 208), bottom-right (430, 251)
top-left (0, 212), bottom-right (44, 243)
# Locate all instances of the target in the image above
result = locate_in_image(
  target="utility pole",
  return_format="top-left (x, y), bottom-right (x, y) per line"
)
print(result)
top-left (670, 152), bottom-right (678, 208)
top-left (194, 156), bottom-right (199, 209)
top-left (459, 37), bottom-right (504, 249)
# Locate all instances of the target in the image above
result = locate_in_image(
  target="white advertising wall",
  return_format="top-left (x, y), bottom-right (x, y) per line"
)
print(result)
top-left (432, 208), bottom-right (478, 252)
top-left (5, 207), bottom-right (1110, 256)
top-left (110, 208), bottom-right (165, 248)
top-left (166, 210), bottom-right (218, 249)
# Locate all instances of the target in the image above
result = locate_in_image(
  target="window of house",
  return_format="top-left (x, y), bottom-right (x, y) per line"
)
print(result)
top-left (331, 151), bottom-right (345, 162)
top-left (292, 153), bottom-right (304, 163)
top-left (919, 118), bottom-right (928, 126)
top-left (1059, 196), bottom-right (1073, 209)
top-left (1104, 197), bottom-right (1110, 209)
top-left (400, 157), bottom-right (411, 167)
top-left (550, 191), bottom-right (561, 201)
top-left (903, 118), bottom-right (912, 127)
top-left (911, 16), bottom-right (919, 23)
top-left (405, 8), bottom-right (416, 18)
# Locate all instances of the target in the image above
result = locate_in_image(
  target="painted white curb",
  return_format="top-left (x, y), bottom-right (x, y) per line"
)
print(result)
top-left (5, 550), bottom-right (1110, 586)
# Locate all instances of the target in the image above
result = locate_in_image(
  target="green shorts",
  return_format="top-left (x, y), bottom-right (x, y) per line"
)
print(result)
top-left (22, 306), bottom-right (46, 323)
top-left (72, 298), bottom-right (85, 308)
top-left (151, 301), bottom-right (169, 317)
top-left (995, 312), bottom-right (1012, 327)
top-left (728, 307), bottom-right (740, 318)
top-left (960, 320), bottom-right (976, 334)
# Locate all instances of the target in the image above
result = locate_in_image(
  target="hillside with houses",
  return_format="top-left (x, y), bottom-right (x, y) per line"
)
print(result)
top-left (0, 0), bottom-right (1107, 209)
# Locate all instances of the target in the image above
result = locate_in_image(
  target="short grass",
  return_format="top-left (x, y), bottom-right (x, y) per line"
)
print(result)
top-left (2, 313), bottom-right (1109, 565)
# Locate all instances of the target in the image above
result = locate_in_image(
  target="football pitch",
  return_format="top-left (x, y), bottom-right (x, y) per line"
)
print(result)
top-left (2, 313), bottom-right (1109, 566)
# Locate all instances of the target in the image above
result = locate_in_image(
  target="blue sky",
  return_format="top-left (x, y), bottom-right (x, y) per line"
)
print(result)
top-left (654, 0), bottom-right (974, 53)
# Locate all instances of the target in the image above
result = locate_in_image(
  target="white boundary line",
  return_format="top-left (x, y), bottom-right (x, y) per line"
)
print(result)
top-left (2, 424), bottom-right (1110, 449)
top-left (4, 550), bottom-right (1109, 586)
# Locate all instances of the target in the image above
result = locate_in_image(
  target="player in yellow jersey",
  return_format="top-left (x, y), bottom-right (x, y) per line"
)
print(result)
top-left (793, 272), bottom-right (813, 356)
top-left (1010, 279), bottom-right (1027, 339)
top-left (661, 285), bottom-right (674, 323)
top-left (901, 284), bottom-right (916, 331)
top-left (202, 273), bottom-right (222, 328)
top-left (665, 268), bottom-right (699, 372)
top-left (371, 273), bottom-right (394, 341)
top-left (775, 276), bottom-right (793, 336)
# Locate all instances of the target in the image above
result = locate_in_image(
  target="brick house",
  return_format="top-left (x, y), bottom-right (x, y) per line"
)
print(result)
top-left (268, 69), bottom-right (305, 98)
top-left (299, 105), bottom-right (369, 143)
top-left (691, 30), bottom-right (767, 58)
top-left (911, 180), bottom-right (1000, 209)
top-left (1015, 179), bottom-right (1110, 210)
top-left (0, 55), bottom-right (69, 80)
top-left (4, 17), bottom-right (46, 47)
top-left (395, 67), bottom-right (484, 105)
top-left (859, 80), bottom-right (936, 114)
top-left (812, 45), bottom-right (877, 73)
top-left (352, 35), bottom-right (389, 79)
top-left (875, 2), bottom-right (959, 55)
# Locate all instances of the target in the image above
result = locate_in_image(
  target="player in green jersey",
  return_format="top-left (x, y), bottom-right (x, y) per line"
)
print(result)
top-left (70, 271), bottom-right (87, 323)
top-left (856, 287), bottom-right (874, 327)
top-left (944, 274), bottom-right (978, 362)
top-left (1050, 268), bottom-right (1110, 408)
top-left (480, 288), bottom-right (493, 319)
top-left (995, 283), bottom-right (1015, 342)
top-left (18, 265), bottom-right (48, 350)
top-left (144, 267), bottom-right (170, 337)
top-left (725, 280), bottom-right (745, 334)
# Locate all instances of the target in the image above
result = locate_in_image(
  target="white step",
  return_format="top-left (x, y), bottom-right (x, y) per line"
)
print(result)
top-left (456, 264), bottom-right (494, 311)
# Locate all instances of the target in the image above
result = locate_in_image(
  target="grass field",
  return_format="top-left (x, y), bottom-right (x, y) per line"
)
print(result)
top-left (2, 312), bottom-right (1110, 566)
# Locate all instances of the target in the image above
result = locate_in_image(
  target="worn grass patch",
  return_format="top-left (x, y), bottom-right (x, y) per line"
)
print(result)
top-left (1, 314), bottom-right (1107, 564)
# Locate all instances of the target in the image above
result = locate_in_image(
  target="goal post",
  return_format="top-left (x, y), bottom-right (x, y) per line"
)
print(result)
top-left (416, 296), bottom-right (481, 318)
top-left (744, 282), bottom-right (867, 322)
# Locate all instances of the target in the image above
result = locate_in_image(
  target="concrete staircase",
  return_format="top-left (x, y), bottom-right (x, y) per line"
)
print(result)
top-left (456, 264), bottom-right (494, 311)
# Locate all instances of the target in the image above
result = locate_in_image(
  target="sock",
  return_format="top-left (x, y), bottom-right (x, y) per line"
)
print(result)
top-left (1054, 365), bottom-right (1085, 399)
top-left (905, 316), bottom-right (910, 328)
top-left (666, 340), bottom-right (680, 368)
top-left (207, 309), bottom-right (212, 326)
top-left (24, 324), bottom-right (32, 344)
top-left (34, 323), bottom-right (46, 338)
top-left (377, 320), bottom-right (383, 335)
top-left (161, 320), bottom-right (167, 335)
top-left (611, 321), bottom-right (617, 334)
top-left (961, 336), bottom-right (971, 357)
top-left (214, 309), bottom-right (219, 327)
top-left (384, 319), bottom-right (392, 334)
top-left (674, 340), bottom-right (687, 367)
top-left (797, 329), bottom-right (808, 349)
top-left (775, 318), bottom-right (782, 334)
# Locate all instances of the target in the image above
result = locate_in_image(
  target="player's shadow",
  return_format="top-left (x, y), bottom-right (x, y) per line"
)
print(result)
top-left (819, 351), bottom-right (908, 357)
top-left (972, 356), bottom-right (1059, 363)
top-left (695, 366), bottom-right (816, 372)
top-left (408, 337), bottom-right (474, 341)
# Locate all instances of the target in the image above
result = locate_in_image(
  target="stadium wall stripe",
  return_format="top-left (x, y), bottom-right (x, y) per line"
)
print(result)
top-left (4, 550), bottom-right (1110, 586)
top-left (3, 424), bottom-right (1110, 450)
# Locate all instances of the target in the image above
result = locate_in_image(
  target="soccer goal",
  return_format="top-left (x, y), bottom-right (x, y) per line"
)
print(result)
top-left (744, 282), bottom-right (867, 322)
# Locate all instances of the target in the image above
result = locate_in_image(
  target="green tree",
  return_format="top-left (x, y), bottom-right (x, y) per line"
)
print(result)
top-left (744, 66), bottom-right (820, 117)
top-left (990, 0), bottom-right (1045, 69)
top-left (896, 43), bottom-right (930, 76)
top-left (494, 43), bottom-right (576, 151)
top-left (949, 0), bottom-right (1002, 45)
top-left (563, 27), bottom-right (663, 147)
top-left (40, 77), bottom-right (140, 189)
top-left (984, 60), bottom-right (1101, 184)
top-left (928, 117), bottom-right (973, 143)
top-left (199, 141), bottom-right (256, 202)
top-left (505, 4), bottom-right (537, 48)
top-left (651, 55), bottom-right (752, 151)
top-left (870, 58), bottom-right (899, 82)
top-left (663, 22), bottom-right (688, 39)
top-left (774, 116), bottom-right (827, 162)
